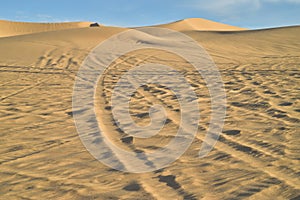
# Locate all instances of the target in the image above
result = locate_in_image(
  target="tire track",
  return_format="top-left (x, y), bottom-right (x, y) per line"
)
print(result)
top-left (128, 75), bottom-right (300, 190)
top-left (94, 73), bottom-right (196, 199)
top-left (0, 78), bottom-right (52, 101)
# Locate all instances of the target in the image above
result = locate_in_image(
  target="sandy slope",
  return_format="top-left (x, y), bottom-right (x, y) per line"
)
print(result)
top-left (153, 18), bottom-right (247, 31)
top-left (0, 20), bottom-right (93, 38)
top-left (0, 19), bottom-right (299, 199)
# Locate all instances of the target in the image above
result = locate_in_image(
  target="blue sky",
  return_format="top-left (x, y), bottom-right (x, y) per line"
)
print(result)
top-left (1, 0), bottom-right (299, 29)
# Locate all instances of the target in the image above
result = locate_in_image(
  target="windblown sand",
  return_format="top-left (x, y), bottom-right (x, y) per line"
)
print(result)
top-left (0, 19), bottom-right (299, 199)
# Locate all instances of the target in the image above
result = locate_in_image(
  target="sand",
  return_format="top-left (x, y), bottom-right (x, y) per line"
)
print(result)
top-left (0, 18), bottom-right (299, 199)
top-left (0, 20), bottom-right (93, 38)
top-left (153, 18), bottom-right (247, 31)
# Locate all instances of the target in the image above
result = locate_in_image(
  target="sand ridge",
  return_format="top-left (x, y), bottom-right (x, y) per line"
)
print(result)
top-left (0, 20), bottom-right (94, 38)
top-left (152, 18), bottom-right (247, 31)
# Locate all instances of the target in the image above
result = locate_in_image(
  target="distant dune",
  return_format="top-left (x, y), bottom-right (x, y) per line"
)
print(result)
top-left (153, 18), bottom-right (247, 31)
top-left (0, 20), bottom-right (93, 38)
top-left (0, 18), bottom-right (246, 38)
top-left (0, 18), bottom-right (299, 200)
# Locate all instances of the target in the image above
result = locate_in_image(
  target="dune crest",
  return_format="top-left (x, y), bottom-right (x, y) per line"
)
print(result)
top-left (154, 18), bottom-right (247, 31)
top-left (0, 20), bottom-right (94, 38)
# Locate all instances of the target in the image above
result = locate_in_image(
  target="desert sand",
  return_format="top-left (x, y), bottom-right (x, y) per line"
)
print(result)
top-left (0, 20), bottom-right (93, 37)
top-left (0, 18), bottom-right (299, 199)
top-left (153, 18), bottom-right (247, 31)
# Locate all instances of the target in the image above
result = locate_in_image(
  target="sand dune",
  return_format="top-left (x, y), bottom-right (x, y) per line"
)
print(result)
top-left (0, 19), bottom-right (299, 199)
top-left (153, 18), bottom-right (247, 31)
top-left (0, 20), bottom-right (94, 38)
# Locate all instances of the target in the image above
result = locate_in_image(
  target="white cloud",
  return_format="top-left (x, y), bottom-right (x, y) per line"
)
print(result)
top-left (185, 0), bottom-right (260, 18)
top-left (186, 0), bottom-right (300, 15)
top-left (180, 0), bottom-right (300, 26)
top-left (265, 0), bottom-right (300, 3)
